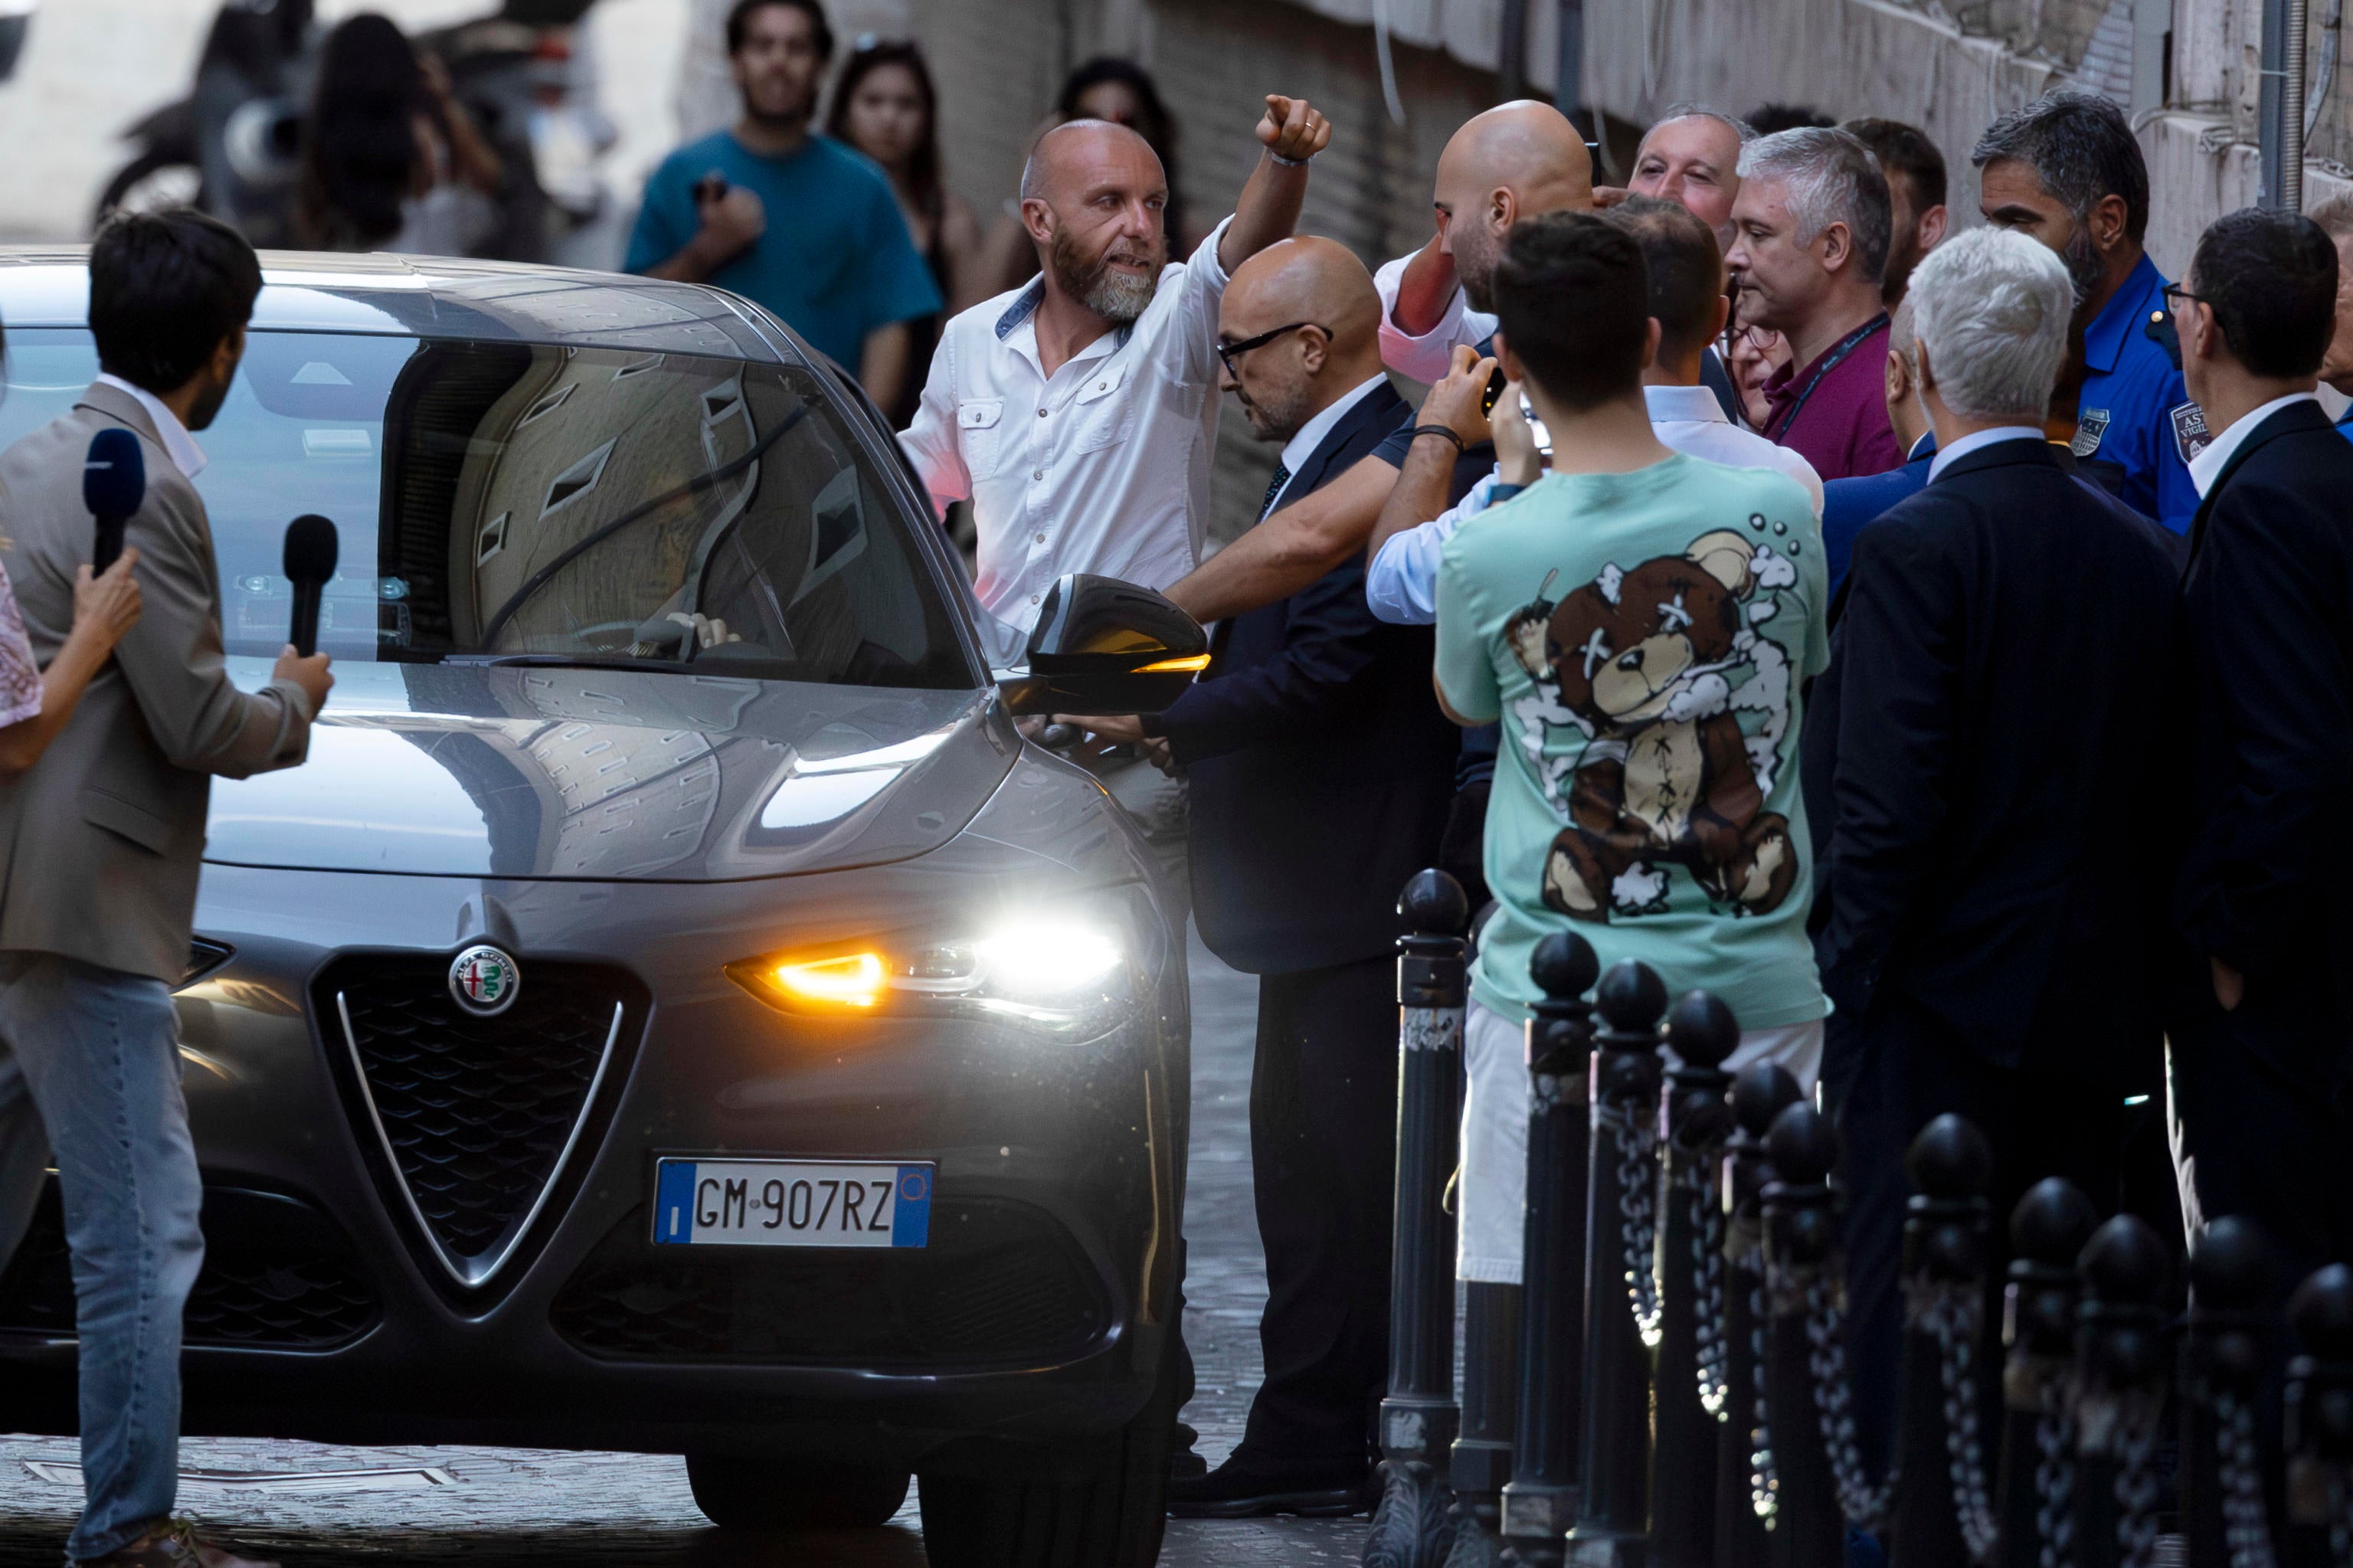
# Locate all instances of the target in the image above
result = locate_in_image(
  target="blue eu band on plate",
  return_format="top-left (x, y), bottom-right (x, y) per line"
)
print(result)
top-left (653, 1158), bottom-right (934, 1249)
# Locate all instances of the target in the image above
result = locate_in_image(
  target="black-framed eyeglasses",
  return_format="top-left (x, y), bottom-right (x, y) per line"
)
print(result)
top-left (2161, 283), bottom-right (2206, 315)
top-left (1216, 321), bottom-right (1326, 377)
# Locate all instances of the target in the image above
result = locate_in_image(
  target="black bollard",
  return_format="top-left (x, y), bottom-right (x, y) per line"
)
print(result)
top-left (2283, 1262), bottom-right (2353, 1568)
top-left (1994, 1178), bottom-right (2098, 1568)
top-left (1500, 931), bottom-right (1600, 1568)
top-left (1650, 991), bottom-right (1740, 1568)
top-left (1566, 960), bottom-right (1669, 1566)
top-left (1448, 1282), bottom-right (1523, 1568)
top-left (1714, 1064), bottom-right (1802, 1568)
top-left (2070, 1215), bottom-right (2171, 1568)
top-left (1366, 869), bottom-right (1471, 1568)
top-left (1760, 1100), bottom-right (1844, 1568)
top-left (1886, 1115), bottom-right (1996, 1568)
top-left (2181, 1218), bottom-right (2276, 1568)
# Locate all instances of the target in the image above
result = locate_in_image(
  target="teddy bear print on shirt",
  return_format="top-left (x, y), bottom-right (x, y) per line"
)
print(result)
top-left (1503, 522), bottom-right (1802, 923)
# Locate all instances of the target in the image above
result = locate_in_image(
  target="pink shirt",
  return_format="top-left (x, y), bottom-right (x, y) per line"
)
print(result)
top-left (0, 559), bottom-right (41, 730)
top-left (1762, 316), bottom-right (1903, 483)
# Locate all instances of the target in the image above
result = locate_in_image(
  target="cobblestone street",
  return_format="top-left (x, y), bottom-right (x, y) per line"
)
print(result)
top-left (0, 925), bottom-right (1363, 1566)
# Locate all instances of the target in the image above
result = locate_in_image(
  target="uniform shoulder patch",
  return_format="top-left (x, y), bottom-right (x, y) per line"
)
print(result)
top-left (2070, 408), bottom-right (2111, 458)
top-left (2170, 401), bottom-right (2212, 466)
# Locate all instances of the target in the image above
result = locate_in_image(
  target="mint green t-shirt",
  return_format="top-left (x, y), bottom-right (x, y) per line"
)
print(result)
top-left (1434, 453), bottom-right (1831, 1029)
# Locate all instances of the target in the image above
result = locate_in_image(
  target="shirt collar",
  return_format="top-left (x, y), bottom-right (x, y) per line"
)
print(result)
top-left (2082, 252), bottom-right (2165, 377)
top-left (2188, 391), bottom-right (2320, 496)
top-left (95, 373), bottom-right (206, 479)
top-left (993, 277), bottom-right (1135, 355)
top-left (1906, 430), bottom-right (1936, 462)
top-left (1926, 425), bottom-right (2044, 483)
top-left (1644, 382), bottom-right (1728, 424)
top-left (1278, 374), bottom-right (1390, 478)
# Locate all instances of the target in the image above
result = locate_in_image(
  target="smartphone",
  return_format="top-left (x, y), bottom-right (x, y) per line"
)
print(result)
top-left (1482, 366), bottom-right (1506, 417)
top-left (1520, 392), bottom-right (1553, 460)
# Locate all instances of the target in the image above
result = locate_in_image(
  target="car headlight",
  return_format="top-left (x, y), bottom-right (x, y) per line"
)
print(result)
top-left (725, 890), bottom-right (1160, 1043)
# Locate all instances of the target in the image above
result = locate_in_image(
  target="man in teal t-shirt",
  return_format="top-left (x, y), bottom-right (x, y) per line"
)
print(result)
top-left (1432, 211), bottom-right (1830, 1285)
top-left (627, 0), bottom-right (941, 413)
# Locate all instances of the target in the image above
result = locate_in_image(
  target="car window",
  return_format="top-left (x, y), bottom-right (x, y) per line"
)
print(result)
top-left (0, 329), bottom-right (972, 689)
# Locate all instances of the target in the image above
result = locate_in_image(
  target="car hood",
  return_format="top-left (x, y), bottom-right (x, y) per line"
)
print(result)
top-left (204, 660), bottom-right (1015, 881)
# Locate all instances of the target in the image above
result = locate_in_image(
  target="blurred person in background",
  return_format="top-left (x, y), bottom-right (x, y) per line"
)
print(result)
top-left (2308, 195), bottom-right (2353, 440)
top-left (1972, 89), bottom-right (2194, 530)
top-left (971, 58), bottom-right (1199, 298)
top-left (1844, 117), bottom-right (1948, 306)
top-left (1726, 125), bottom-right (1902, 479)
top-left (825, 37), bottom-right (982, 427)
top-left (1749, 104), bottom-right (1837, 135)
top-left (628, 0), bottom-right (940, 416)
top-left (295, 13), bottom-right (504, 256)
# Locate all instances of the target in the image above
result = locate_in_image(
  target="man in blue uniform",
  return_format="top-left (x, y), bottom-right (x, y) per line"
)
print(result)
top-left (1973, 90), bottom-right (2199, 532)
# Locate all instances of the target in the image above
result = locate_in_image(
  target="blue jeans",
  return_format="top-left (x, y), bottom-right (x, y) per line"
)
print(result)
top-left (0, 952), bottom-right (202, 1561)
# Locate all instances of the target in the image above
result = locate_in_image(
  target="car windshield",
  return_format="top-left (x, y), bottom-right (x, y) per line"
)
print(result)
top-left (0, 329), bottom-right (971, 689)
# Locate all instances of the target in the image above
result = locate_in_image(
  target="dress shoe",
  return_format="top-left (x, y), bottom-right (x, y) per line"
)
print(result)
top-left (78, 1518), bottom-right (280, 1568)
top-left (1169, 1418), bottom-right (1209, 1480)
top-left (1166, 1455), bottom-right (1368, 1518)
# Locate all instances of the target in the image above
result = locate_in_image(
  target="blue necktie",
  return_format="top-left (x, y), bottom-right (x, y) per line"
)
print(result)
top-left (1258, 463), bottom-right (1291, 522)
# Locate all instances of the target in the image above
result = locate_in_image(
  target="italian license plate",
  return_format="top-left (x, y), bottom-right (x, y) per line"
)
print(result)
top-left (651, 1158), bottom-right (933, 1249)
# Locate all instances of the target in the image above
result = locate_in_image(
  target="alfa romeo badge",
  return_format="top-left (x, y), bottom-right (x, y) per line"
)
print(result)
top-left (449, 944), bottom-right (522, 1017)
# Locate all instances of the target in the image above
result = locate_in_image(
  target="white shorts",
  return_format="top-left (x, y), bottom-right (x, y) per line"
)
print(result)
top-left (1457, 1000), bottom-right (1824, 1284)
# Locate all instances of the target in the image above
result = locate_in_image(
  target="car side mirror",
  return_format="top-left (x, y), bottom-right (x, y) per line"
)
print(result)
top-left (996, 573), bottom-right (1209, 716)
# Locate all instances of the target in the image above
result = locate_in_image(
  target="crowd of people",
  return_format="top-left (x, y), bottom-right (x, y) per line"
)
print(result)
top-left (654, 0), bottom-right (2353, 1523)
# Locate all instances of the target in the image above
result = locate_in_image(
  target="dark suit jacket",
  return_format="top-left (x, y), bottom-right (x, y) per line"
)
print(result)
top-left (1821, 435), bottom-right (1935, 602)
top-left (1148, 381), bottom-right (1457, 975)
top-left (2176, 399), bottom-right (2353, 1069)
top-left (1804, 437), bottom-right (2184, 1082)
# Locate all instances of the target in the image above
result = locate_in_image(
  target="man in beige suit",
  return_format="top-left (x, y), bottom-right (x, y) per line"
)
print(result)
top-left (0, 211), bottom-right (330, 1568)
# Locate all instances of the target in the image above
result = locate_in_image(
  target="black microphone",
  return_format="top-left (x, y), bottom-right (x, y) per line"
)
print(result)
top-left (83, 427), bottom-right (145, 575)
top-left (282, 515), bottom-right (338, 658)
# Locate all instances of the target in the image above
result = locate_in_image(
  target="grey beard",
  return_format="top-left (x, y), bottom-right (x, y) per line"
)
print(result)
top-left (1082, 266), bottom-right (1158, 324)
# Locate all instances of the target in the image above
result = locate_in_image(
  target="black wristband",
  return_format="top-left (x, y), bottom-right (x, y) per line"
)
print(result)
top-left (1411, 424), bottom-right (1468, 454)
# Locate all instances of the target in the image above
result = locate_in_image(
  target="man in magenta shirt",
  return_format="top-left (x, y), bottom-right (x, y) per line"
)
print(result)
top-left (1726, 126), bottom-right (1904, 480)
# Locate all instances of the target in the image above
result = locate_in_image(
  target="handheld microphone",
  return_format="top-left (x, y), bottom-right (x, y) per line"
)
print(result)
top-left (83, 428), bottom-right (145, 575)
top-left (282, 515), bottom-right (339, 658)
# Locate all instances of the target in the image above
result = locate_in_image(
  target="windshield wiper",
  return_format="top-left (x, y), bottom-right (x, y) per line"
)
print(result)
top-left (440, 653), bottom-right (694, 672)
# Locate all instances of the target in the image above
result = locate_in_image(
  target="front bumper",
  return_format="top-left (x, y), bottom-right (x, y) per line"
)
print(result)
top-left (0, 850), bottom-right (1187, 1471)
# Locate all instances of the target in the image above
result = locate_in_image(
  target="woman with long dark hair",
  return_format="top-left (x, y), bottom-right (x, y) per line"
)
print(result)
top-left (972, 56), bottom-right (1199, 299)
top-left (825, 38), bottom-right (979, 426)
top-left (296, 13), bottom-right (502, 255)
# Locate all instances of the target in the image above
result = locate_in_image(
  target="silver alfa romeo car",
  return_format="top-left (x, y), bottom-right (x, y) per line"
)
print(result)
top-left (0, 251), bottom-right (1206, 1568)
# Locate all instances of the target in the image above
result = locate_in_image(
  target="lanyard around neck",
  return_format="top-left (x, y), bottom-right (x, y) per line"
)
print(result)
top-left (1771, 313), bottom-right (1889, 437)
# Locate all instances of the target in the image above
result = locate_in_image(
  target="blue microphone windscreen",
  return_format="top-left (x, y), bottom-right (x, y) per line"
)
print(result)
top-left (83, 427), bottom-right (145, 522)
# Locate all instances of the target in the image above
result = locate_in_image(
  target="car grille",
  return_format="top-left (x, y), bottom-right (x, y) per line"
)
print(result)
top-left (549, 1197), bottom-right (1111, 1367)
top-left (0, 1183), bottom-right (379, 1350)
top-left (322, 956), bottom-right (643, 1290)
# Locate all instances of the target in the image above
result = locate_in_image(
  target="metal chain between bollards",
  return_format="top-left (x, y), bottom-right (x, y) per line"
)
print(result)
top-left (2214, 1391), bottom-right (2278, 1568)
top-left (2034, 1385), bottom-right (2077, 1568)
top-left (1606, 1099), bottom-right (1663, 1349)
top-left (1746, 1257), bottom-right (1779, 1527)
top-left (1924, 1279), bottom-right (1998, 1562)
top-left (1691, 1159), bottom-right (1730, 1417)
top-left (2114, 1413), bottom-right (2161, 1568)
top-left (1803, 1272), bottom-right (1895, 1530)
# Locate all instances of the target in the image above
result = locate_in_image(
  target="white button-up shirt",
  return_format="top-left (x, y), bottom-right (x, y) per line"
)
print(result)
top-left (2186, 391), bottom-right (2320, 496)
top-left (95, 372), bottom-right (208, 479)
top-left (1371, 253), bottom-right (1497, 383)
top-left (1363, 383), bottom-right (1824, 625)
top-left (900, 219), bottom-right (1233, 657)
